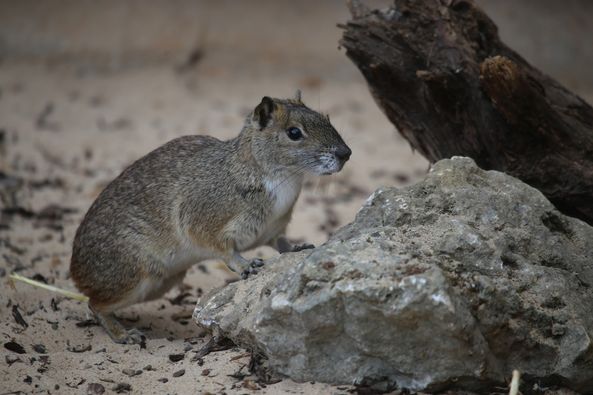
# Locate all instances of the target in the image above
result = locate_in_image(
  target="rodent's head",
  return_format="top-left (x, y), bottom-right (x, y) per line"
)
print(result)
top-left (247, 92), bottom-right (351, 176)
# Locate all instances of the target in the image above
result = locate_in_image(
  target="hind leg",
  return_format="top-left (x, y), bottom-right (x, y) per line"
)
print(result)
top-left (88, 271), bottom-right (186, 344)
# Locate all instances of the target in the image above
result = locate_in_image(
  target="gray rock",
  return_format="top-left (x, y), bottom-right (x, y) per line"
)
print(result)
top-left (194, 157), bottom-right (593, 392)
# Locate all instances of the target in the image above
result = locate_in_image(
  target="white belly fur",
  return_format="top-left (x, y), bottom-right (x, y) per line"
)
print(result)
top-left (264, 174), bottom-right (303, 220)
top-left (252, 174), bottom-right (303, 246)
top-left (165, 235), bottom-right (218, 274)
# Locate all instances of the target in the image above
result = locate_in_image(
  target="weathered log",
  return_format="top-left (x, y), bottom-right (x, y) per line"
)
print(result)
top-left (340, 0), bottom-right (593, 225)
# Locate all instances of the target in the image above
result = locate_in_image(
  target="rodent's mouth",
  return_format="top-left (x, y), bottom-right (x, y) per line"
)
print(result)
top-left (311, 154), bottom-right (346, 175)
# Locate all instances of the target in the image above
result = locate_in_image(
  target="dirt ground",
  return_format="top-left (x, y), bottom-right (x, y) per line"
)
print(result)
top-left (0, 51), bottom-right (429, 395)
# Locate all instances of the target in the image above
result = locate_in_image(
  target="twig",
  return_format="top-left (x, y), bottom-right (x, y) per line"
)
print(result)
top-left (509, 369), bottom-right (520, 395)
top-left (9, 273), bottom-right (89, 302)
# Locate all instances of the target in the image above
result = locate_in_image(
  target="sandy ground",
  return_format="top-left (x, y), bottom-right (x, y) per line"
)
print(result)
top-left (0, 50), bottom-right (429, 395)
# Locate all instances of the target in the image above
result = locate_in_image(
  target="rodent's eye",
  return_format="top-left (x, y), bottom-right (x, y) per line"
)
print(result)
top-left (286, 127), bottom-right (304, 141)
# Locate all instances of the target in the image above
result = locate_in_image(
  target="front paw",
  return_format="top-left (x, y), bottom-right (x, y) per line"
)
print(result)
top-left (241, 259), bottom-right (265, 279)
top-left (250, 258), bottom-right (264, 268)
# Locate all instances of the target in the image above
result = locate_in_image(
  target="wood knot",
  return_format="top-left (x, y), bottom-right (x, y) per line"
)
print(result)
top-left (479, 56), bottom-right (521, 99)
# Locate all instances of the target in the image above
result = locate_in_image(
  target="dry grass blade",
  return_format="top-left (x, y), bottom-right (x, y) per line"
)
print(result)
top-left (9, 273), bottom-right (89, 302)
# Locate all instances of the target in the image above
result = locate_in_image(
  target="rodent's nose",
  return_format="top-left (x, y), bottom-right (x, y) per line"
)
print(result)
top-left (335, 145), bottom-right (352, 162)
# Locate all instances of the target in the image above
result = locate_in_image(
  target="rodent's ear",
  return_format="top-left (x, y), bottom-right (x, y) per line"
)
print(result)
top-left (294, 89), bottom-right (302, 102)
top-left (253, 96), bottom-right (276, 129)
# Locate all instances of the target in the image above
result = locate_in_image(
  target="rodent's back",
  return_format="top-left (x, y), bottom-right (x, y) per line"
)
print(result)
top-left (76, 135), bottom-right (225, 235)
top-left (70, 135), bottom-right (232, 294)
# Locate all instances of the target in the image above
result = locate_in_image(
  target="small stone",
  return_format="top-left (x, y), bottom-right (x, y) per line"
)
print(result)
top-left (112, 383), bottom-right (131, 393)
top-left (32, 344), bottom-right (47, 354)
top-left (552, 324), bottom-right (566, 337)
top-left (201, 368), bottom-right (211, 376)
top-left (86, 383), bottom-right (106, 394)
top-left (66, 343), bottom-right (92, 353)
top-left (122, 368), bottom-right (142, 377)
top-left (5, 354), bottom-right (22, 365)
top-left (168, 353), bottom-right (184, 362)
top-left (4, 341), bottom-right (26, 354)
top-left (172, 369), bottom-right (185, 378)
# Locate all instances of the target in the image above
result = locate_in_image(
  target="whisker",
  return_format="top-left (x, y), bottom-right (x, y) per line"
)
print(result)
top-left (270, 163), bottom-right (312, 192)
top-left (268, 158), bottom-right (318, 195)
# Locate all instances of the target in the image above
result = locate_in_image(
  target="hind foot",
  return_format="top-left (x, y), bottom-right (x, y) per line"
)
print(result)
top-left (119, 328), bottom-right (146, 345)
top-left (89, 304), bottom-right (146, 345)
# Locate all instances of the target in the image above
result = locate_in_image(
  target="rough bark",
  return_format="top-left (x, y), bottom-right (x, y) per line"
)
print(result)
top-left (340, 0), bottom-right (593, 225)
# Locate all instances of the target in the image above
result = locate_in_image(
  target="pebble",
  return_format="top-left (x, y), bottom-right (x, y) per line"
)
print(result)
top-left (168, 353), bottom-right (184, 362)
top-left (112, 382), bottom-right (131, 393)
top-left (122, 368), bottom-right (142, 377)
top-left (87, 383), bottom-right (106, 394)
